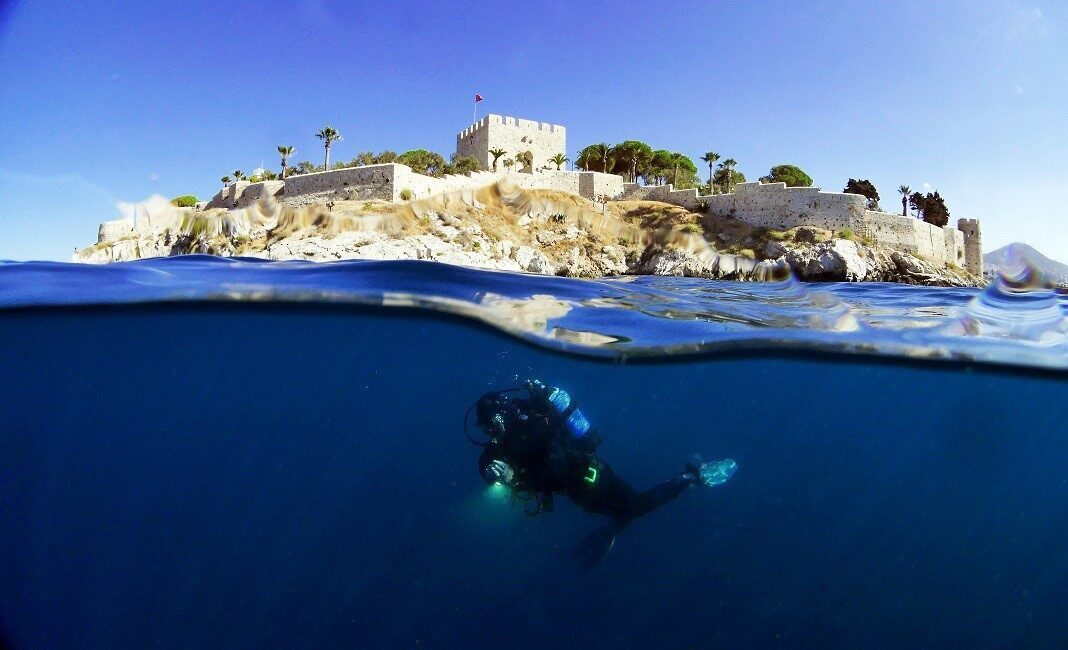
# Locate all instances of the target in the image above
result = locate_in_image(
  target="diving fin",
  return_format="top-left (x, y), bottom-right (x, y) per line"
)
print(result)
top-left (571, 524), bottom-right (619, 571)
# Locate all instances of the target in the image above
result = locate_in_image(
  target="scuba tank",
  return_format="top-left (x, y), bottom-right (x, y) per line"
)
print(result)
top-left (526, 380), bottom-right (598, 451)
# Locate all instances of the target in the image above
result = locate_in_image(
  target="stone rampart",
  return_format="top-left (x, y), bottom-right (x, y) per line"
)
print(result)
top-left (622, 180), bottom-right (979, 271)
top-left (704, 182), bottom-right (867, 232)
top-left (283, 164), bottom-right (399, 200)
top-left (579, 172), bottom-right (625, 200)
top-left (620, 183), bottom-right (703, 210)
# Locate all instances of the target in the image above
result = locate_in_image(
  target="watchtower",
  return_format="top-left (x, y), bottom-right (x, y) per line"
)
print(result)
top-left (957, 218), bottom-right (983, 276)
top-left (456, 114), bottom-right (566, 173)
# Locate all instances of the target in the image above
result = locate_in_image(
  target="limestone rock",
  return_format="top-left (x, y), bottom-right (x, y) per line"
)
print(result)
top-left (793, 227), bottom-right (820, 244)
top-left (764, 240), bottom-right (789, 259)
top-left (786, 239), bottom-right (868, 281)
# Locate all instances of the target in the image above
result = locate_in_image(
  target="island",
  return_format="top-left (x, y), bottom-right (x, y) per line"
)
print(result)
top-left (75, 114), bottom-right (984, 287)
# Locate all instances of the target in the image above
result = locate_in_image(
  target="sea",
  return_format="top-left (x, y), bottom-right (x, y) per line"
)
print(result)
top-left (0, 256), bottom-right (1065, 649)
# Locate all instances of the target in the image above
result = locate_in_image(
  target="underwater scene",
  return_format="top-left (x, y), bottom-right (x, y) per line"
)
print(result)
top-left (0, 258), bottom-right (1066, 649)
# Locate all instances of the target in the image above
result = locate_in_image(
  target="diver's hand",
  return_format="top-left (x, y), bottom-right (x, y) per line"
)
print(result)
top-left (484, 460), bottom-right (515, 485)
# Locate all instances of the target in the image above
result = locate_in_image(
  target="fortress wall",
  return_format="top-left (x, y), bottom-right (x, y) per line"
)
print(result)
top-left (705, 182), bottom-right (867, 232)
top-left (945, 227), bottom-right (965, 266)
top-left (235, 181), bottom-right (284, 208)
top-left (862, 210), bottom-right (925, 254)
top-left (578, 172), bottom-right (625, 199)
top-left (509, 169), bottom-right (581, 194)
top-left (393, 166), bottom-right (447, 199)
top-left (283, 164), bottom-right (400, 200)
top-left (98, 218), bottom-right (134, 242)
top-left (206, 181), bottom-right (251, 210)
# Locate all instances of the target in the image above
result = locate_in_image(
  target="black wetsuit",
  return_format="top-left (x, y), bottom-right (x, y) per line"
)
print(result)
top-left (476, 388), bottom-right (696, 527)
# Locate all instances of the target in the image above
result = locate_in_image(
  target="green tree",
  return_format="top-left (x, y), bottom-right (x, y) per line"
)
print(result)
top-left (611, 140), bottom-right (653, 182)
top-left (354, 150), bottom-right (375, 166)
top-left (232, 169), bottom-right (245, 181)
top-left (759, 164), bottom-right (813, 187)
top-left (910, 191), bottom-right (949, 226)
top-left (277, 146), bottom-right (294, 179)
top-left (446, 153), bottom-right (481, 175)
top-left (548, 153), bottom-right (569, 170)
top-left (503, 158), bottom-right (514, 170)
top-left (898, 185), bottom-right (910, 216)
top-left (221, 175), bottom-right (231, 186)
top-left (718, 158), bottom-right (739, 193)
top-left (397, 149), bottom-right (447, 176)
top-left (373, 150), bottom-right (398, 164)
top-left (670, 153), bottom-right (698, 188)
top-left (714, 164), bottom-right (744, 194)
top-left (315, 126), bottom-right (342, 169)
top-left (701, 151), bottom-right (720, 192)
top-left (844, 178), bottom-right (880, 210)
top-left (170, 195), bottom-right (198, 207)
top-left (577, 143), bottom-right (613, 173)
top-left (294, 160), bottom-right (317, 175)
top-left (489, 148), bottom-right (507, 171)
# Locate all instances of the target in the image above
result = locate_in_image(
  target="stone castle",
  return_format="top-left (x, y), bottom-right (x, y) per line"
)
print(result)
top-left (456, 115), bottom-right (566, 172)
top-left (197, 113), bottom-right (983, 275)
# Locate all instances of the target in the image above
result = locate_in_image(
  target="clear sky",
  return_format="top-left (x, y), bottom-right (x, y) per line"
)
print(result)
top-left (0, 0), bottom-right (1064, 262)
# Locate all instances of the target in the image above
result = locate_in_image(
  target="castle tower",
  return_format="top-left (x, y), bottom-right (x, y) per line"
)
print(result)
top-left (958, 218), bottom-right (983, 277)
top-left (455, 114), bottom-right (566, 173)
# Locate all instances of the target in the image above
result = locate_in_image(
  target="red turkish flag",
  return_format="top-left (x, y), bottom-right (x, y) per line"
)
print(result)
top-left (475, 94), bottom-right (484, 102)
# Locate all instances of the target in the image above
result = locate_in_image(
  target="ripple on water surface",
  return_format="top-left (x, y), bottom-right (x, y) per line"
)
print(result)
top-left (0, 256), bottom-right (1065, 370)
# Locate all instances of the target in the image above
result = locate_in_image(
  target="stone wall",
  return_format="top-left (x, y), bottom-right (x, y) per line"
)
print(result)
top-left (579, 171), bottom-right (626, 200)
top-left (620, 183), bottom-right (703, 210)
top-left (456, 114), bottom-right (566, 172)
top-left (625, 180), bottom-right (979, 271)
top-left (705, 182), bottom-right (867, 231)
top-left (282, 164), bottom-right (398, 200)
top-left (958, 218), bottom-right (983, 276)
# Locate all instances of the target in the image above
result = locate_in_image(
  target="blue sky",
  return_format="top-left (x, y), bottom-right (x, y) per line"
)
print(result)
top-left (0, 0), bottom-right (1064, 262)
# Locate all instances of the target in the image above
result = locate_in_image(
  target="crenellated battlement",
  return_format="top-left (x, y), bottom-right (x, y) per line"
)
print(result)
top-left (456, 113), bottom-right (566, 172)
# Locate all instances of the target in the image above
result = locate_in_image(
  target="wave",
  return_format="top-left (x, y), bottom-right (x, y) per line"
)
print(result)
top-left (0, 255), bottom-right (1065, 370)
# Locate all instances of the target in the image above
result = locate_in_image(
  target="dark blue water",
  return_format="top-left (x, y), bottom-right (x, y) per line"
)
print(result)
top-left (0, 258), bottom-right (1065, 648)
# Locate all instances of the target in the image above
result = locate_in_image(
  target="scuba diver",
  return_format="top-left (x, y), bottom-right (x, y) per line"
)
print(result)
top-left (466, 379), bottom-right (737, 570)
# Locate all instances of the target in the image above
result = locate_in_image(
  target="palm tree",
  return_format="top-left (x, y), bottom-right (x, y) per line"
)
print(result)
top-left (549, 153), bottom-right (569, 170)
top-left (489, 148), bottom-right (506, 171)
top-left (315, 126), bottom-right (342, 169)
top-left (278, 146), bottom-right (295, 180)
top-left (595, 143), bottom-right (611, 173)
top-left (722, 158), bottom-right (737, 193)
top-left (899, 185), bottom-right (910, 216)
top-left (232, 169), bottom-right (245, 181)
top-left (670, 152), bottom-right (687, 186)
top-left (221, 176), bottom-right (231, 187)
top-left (701, 151), bottom-right (720, 193)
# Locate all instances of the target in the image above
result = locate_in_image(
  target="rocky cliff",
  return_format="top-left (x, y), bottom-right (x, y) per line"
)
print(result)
top-left (74, 178), bottom-right (981, 287)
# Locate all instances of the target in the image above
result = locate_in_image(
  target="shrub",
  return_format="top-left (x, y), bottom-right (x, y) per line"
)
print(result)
top-left (679, 223), bottom-right (702, 234)
top-left (170, 195), bottom-right (198, 207)
top-left (838, 228), bottom-right (855, 241)
top-left (399, 188), bottom-right (413, 201)
top-left (247, 175), bottom-right (262, 183)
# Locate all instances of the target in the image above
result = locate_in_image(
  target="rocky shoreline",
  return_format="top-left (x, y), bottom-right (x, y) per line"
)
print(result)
top-left (74, 180), bottom-right (982, 287)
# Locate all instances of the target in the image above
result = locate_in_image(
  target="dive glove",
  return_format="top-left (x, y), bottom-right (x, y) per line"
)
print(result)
top-left (484, 460), bottom-right (516, 485)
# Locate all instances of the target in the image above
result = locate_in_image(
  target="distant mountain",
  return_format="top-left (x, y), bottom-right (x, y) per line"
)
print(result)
top-left (984, 243), bottom-right (1068, 285)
